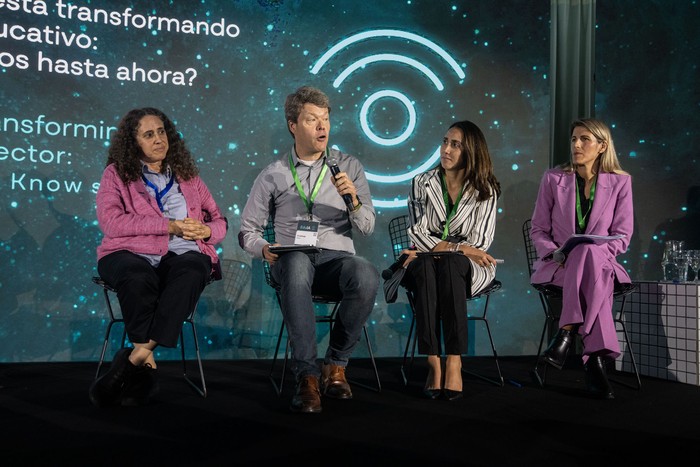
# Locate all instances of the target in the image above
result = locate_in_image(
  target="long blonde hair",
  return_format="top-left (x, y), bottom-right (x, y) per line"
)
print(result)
top-left (560, 118), bottom-right (628, 175)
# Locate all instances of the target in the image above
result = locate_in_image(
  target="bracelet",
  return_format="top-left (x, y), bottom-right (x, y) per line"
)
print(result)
top-left (350, 201), bottom-right (362, 212)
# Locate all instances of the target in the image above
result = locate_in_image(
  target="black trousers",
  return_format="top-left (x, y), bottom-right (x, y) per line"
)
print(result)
top-left (403, 254), bottom-right (472, 355)
top-left (97, 250), bottom-right (211, 348)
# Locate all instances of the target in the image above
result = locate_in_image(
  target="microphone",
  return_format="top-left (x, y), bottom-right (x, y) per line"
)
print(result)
top-left (328, 157), bottom-right (354, 209)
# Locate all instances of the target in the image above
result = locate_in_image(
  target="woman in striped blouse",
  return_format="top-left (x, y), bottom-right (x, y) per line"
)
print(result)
top-left (400, 120), bottom-right (501, 401)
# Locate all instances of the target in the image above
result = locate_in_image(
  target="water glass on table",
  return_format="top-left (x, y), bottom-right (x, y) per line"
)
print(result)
top-left (684, 249), bottom-right (700, 282)
top-left (668, 250), bottom-right (690, 283)
top-left (662, 240), bottom-right (685, 281)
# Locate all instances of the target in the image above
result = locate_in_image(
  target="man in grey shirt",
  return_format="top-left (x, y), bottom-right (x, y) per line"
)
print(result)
top-left (238, 86), bottom-right (379, 414)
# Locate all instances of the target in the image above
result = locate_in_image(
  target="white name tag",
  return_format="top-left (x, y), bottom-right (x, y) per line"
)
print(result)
top-left (295, 220), bottom-right (319, 246)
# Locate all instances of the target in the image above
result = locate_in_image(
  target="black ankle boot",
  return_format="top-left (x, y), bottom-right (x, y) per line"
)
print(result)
top-left (89, 347), bottom-right (135, 407)
top-left (542, 328), bottom-right (575, 370)
top-left (585, 354), bottom-right (614, 399)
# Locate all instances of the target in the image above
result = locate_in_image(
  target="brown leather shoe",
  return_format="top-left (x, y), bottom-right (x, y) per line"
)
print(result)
top-left (321, 364), bottom-right (353, 399)
top-left (290, 375), bottom-right (322, 413)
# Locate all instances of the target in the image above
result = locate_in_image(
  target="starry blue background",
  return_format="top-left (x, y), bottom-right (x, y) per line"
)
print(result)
top-left (0, 1), bottom-right (697, 363)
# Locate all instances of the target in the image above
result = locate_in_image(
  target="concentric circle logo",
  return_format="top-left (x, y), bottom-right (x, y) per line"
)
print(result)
top-left (311, 29), bottom-right (466, 208)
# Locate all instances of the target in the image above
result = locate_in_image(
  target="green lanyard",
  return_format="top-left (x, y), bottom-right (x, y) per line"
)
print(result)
top-left (440, 173), bottom-right (464, 240)
top-left (576, 175), bottom-right (596, 231)
top-left (289, 150), bottom-right (328, 220)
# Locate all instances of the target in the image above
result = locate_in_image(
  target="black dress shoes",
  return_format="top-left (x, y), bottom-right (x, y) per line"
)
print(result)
top-left (543, 328), bottom-right (575, 370)
top-left (290, 375), bottom-right (322, 413)
top-left (585, 354), bottom-right (615, 400)
top-left (121, 363), bottom-right (159, 407)
top-left (423, 388), bottom-right (441, 400)
top-left (89, 347), bottom-right (135, 408)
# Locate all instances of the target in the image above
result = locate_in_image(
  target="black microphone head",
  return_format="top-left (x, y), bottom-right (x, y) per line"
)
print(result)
top-left (382, 268), bottom-right (394, 280)
top-left (328, 157), bottom-right (340, 175)
top-left (327, 156), bottom-right (353, 206)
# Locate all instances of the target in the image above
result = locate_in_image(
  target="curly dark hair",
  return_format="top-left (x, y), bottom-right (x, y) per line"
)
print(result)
top-left (106, 107), bottom-right (199, 183)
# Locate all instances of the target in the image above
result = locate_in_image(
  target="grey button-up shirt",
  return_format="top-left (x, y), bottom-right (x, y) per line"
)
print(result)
top-left (239, 146), bottom-right (375, 258)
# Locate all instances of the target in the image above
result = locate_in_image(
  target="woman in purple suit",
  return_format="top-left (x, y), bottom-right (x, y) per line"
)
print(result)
top-left (530, 118), bottom-right (633, 399)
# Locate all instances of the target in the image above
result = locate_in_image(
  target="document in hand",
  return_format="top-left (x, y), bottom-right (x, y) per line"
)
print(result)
top-left (551, 233), bottom-right (625, 263)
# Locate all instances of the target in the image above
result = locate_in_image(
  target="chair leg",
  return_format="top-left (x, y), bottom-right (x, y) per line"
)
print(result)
top-left (610, 295), bottom-right (642, 390)
top-left (530, 317), bottom-right (551, 388)
top-left (268, 300), bottom-right (381, 395)
top-left (363, 326), bottom-right (382, 393)
top-left (611, 319), bottom-right (642, 390)
top-left (401, 291), bottom-right (418, 386)
top-left (95, 319), bottom-right (117, 379)
top-left (181, 319), bottom-right (207, 398)
top-left (95, 287), bottom-right (125, 380)
top-left (346, 326), bottom-right (382, 393)
top-left (531, 292), bottom-right (558, 388)
top-left (268, 321), bottom-right (287, 396)
top-left (400, 315), bottom-right (417, 386)
top-left (462, 317), bottom-right (504, 387)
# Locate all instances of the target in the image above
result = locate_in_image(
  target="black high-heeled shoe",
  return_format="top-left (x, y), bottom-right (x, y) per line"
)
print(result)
top-left (584, 354), bottom-right (615, 400)
top-left (422, 388), bottom-right (442, 400)
top-left (442, 389), bottom-right (463, 401)
top-left (543, 328), bottom-right (575, 370)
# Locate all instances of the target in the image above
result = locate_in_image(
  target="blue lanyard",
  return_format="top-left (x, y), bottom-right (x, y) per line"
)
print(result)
top-left (142, 174), bottom-right (175, 213)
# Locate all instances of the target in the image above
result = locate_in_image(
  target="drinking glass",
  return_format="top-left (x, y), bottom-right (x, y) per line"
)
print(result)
top-left (670, 250), bottom-right (690, 282)
top-left (662, 240), bottom-right (685, 281)
top-left (685, 250), bottom-right (700, 283)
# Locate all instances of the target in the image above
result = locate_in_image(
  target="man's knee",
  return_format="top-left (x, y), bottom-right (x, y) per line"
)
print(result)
top-left (275, 252), bottom-right (314, 287)
top-left (349, 257), bottom-right (379, 290)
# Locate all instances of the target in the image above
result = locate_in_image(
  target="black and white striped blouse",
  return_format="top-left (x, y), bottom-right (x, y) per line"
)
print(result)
top-left (408, 168), bottom-right (498, 294)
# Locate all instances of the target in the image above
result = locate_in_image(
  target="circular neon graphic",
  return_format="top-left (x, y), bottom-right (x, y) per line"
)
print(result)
top-left (311, 28), bottom-right (465, 208)
top-left (360, 91), bottom-right (416, 146)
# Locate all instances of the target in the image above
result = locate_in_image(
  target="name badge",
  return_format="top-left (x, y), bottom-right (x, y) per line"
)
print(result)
top-left (295, 220), bottom-right (319, 246)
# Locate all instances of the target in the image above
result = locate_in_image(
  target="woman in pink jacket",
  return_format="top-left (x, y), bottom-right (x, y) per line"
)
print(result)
top-left (530, 118), bottom-right (633, 399)
top-left (89, 108), bottom-right (227, 407)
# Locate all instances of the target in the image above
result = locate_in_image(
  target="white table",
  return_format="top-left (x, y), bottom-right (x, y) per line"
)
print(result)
top-left (620, 281), bottom-right (700, 385)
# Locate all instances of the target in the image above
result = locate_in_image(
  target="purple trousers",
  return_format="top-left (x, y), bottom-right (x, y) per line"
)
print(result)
top-left (545, 244), bottom-right (620, 363)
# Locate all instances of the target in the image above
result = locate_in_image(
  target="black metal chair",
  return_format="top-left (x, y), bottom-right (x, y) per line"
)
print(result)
top-left (221, 259), bottom-right (251, 308)
top-left (262, 221), bottom-right (381, 395)
top-left (92, 275), bottom-right (213, 398)
top-left (387, 214), bottom-right (504, 387)
top-left (522, 218), bottom-right (641, 390)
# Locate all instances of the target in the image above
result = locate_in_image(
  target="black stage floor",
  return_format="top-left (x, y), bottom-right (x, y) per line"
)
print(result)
top-left (1, 356), bottom-right (699, 466)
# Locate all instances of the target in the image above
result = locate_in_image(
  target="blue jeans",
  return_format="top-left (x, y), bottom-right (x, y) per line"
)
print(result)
top-left (270, 249), bottom-right (379, 380)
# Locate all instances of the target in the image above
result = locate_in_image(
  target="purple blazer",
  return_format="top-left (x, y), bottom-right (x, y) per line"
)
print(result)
top-left (96, 164), bottom-right (227, 278)
top-left (530, 168), bottom-right (633, 285)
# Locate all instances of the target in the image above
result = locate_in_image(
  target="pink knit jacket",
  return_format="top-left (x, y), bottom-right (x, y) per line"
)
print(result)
top-left (96, 164), bottom-right (227, 279)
